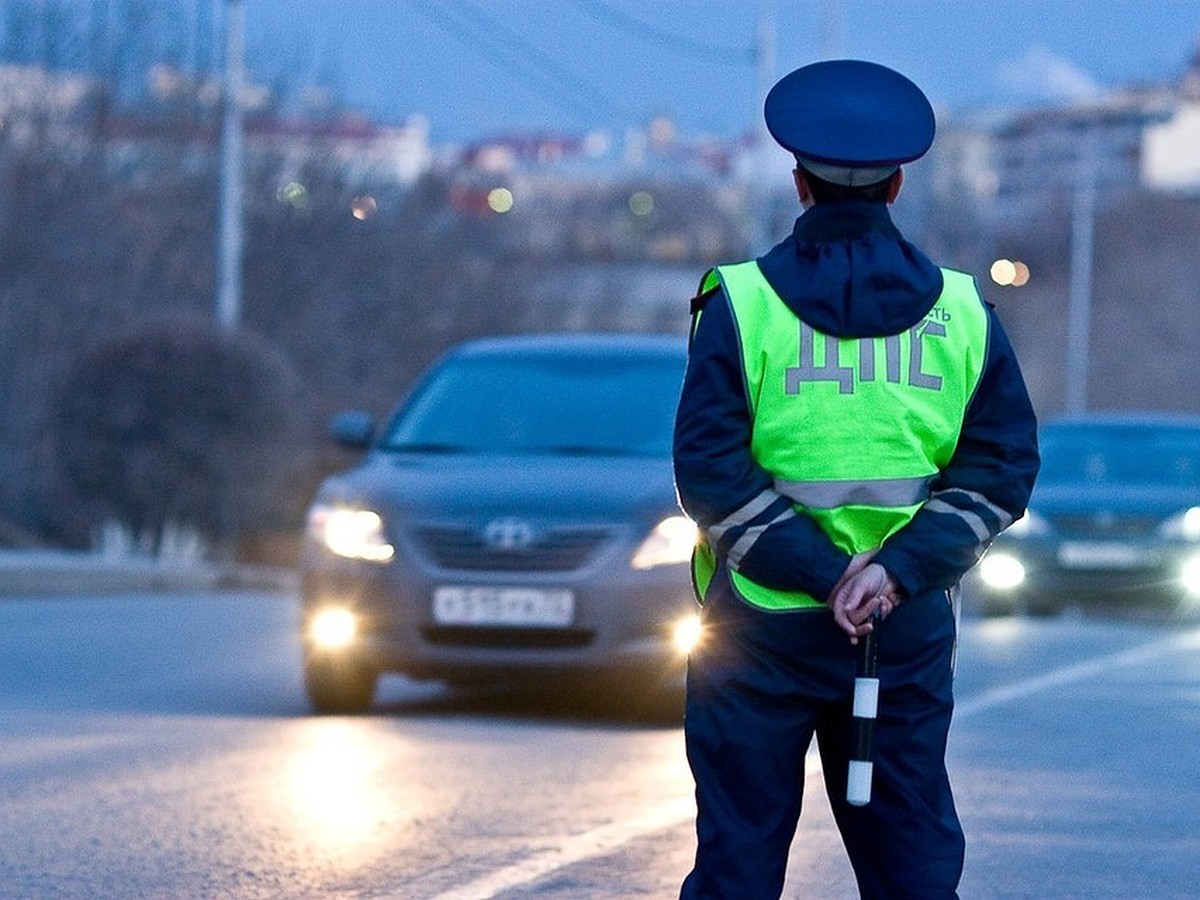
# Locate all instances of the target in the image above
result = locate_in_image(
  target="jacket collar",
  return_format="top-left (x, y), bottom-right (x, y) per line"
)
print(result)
top-left (791, 200), bottom-right (902, 245)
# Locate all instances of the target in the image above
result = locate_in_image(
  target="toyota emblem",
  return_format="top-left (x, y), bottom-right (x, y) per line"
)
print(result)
top-left (483, 517), bottom-right (535, 551)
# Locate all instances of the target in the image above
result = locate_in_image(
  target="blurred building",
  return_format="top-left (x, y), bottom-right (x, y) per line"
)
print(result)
top-left (457, 113), bottom-right (745, 183)
top-left (0, 65), bottom-right (95, 146)
top-left (930, 45), bottom-right (1200, 239)
top-left (245, 113), bottom-right (431, 186)
top-left (0, 62), bottom-right (433, 187)
top-left (1142, 45), bottom-right (1200, 194)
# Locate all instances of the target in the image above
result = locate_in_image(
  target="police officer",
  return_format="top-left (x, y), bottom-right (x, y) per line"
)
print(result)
top-left (673, 60), bottom-right (1040, 899)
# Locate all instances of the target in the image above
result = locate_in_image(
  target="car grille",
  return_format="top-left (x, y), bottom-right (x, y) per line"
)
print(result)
top-left (409, 525), bottom-right (613, 572)
top-left (421, 626), bottom-right (594, 648)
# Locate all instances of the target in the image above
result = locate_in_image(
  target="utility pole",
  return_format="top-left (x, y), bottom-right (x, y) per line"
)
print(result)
top-left (748, 0), bottom-right (777, 251)
top-left (215, 0), bottom-right (244, 330)
top-left (1065, 132), bottom-right (1097, 413)
top-left (755, 0), bottom-right (776, 120)
top-left (822, 0), bottom-right (843, 59)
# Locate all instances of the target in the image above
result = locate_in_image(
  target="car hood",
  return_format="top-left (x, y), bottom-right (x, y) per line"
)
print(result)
top-left (315, 451), bottom-right (679, 523)
top-left (1031, 481), bottom-right (1200, 518)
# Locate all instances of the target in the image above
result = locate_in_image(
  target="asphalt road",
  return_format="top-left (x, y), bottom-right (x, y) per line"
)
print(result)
top-left (2, 589), bottom-right (1199, 899)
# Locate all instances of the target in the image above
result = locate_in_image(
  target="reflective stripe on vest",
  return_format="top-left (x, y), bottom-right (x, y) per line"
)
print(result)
top-left (691, 260), bottom-right (990, 611)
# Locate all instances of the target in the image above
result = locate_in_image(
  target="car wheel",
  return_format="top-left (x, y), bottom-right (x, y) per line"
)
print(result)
top-left (304, 654), bottom-right (378, 714)
top-left (591, 669), bottom-right (686, 724)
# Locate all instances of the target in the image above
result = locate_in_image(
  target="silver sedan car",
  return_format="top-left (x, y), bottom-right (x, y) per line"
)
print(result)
top-left (969, 413), bottom-right (1200, 616)
top-left (299, 334), bottom-right (700, 713)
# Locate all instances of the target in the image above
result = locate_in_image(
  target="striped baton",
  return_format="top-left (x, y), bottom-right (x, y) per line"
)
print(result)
top-left (846, 612), bottom-right (881, 807)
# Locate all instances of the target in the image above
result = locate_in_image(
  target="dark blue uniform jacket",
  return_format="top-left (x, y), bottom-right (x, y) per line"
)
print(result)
top-left (673, 199), bottom-right (1041, 603)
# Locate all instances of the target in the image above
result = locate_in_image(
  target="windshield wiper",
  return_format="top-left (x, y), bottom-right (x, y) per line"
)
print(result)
top-left (535, 444), bottom-right (637, 457)
top-left (378, 442), bottom-right (468, 454)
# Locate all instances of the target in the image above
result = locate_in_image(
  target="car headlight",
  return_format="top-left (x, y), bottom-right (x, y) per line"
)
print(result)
top-left (671, 613), bottom-right (704, 655)
top-left (978, 551), bottom-right (1026, 590)
top-left (308, 606), bottom-right (359, 649)
top-left (307, 504), bottom-right (394, 562)
top-left (631, 515), bottom-right (698, 570)
top-left (1159, 506), bottom-right (1200, 541)
top-left (1006, 509), bottom-right (1049, 538)
top-left (1179, 555), bottom-right (1200, 597)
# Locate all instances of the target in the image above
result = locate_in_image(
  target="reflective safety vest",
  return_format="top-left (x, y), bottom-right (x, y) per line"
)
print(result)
top-left (692, 260), bottom-right (990, 610)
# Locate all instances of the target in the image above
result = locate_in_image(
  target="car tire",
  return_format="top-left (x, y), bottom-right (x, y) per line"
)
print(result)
top-left (304, 654), bottom-right (378, 714)
top-left (592, 669), bottom-right (686, 724)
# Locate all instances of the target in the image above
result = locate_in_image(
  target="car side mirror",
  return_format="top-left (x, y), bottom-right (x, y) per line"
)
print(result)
top-left (329, 411), bottom-right (376, 450)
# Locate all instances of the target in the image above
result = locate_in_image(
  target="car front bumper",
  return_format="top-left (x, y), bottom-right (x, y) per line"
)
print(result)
top-left (967, 538), bottom-right (1200, 613)
top-left (300, 553), bottom-right (699, 684)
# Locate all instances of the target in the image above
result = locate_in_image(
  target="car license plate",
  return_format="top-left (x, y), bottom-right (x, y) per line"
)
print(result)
top-left (1057, 541), bottom-right (1144, 570)
top-left (432, 586), bottom-right (575, 627)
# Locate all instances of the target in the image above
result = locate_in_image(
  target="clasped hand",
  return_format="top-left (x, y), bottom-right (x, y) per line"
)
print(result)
top-left (829, 551), bottom-right (900, 644)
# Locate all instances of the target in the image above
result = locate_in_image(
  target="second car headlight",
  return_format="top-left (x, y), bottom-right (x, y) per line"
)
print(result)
top-left (631, 515), bottom-right (698, 570)
top-left (1179, 555), bottom-right (1200, 597)
top-left (1159, 506), bottom-right (1200, 541)
top-left (978, 551), bottom-right (1026, 590)
top-left (307, 504), bottom-right (394, 562)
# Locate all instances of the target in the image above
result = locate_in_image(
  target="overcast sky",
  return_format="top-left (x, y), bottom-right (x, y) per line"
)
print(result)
top-left (243, 0), bottom-right (1200, 142)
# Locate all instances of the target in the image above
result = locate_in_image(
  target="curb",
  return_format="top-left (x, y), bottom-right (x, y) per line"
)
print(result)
top-left (0, 552), bottom-right (298, 597)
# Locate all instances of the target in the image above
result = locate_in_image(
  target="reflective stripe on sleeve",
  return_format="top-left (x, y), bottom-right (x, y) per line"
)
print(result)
top-left (726, 508), bottom-right (798, 568)
top-left (705, 489), bottom-right (780, 547)
top-left (925, 488), bottom-right (1014, 542)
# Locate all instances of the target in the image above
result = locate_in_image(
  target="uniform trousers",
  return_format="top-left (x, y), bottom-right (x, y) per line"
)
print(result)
top-left (680, 574), bottom-right (964, 899)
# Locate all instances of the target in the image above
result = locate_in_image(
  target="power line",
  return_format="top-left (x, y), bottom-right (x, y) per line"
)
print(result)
top-left (454, 0), bottom-right (633, 116)
top-left (407, 0), bottom-right (634, 124)
top-left (566, 0), bottom-right (754, 67)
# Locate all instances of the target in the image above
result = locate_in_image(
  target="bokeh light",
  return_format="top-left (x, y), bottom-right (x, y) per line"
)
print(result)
top-left (990, 258), bottom-right (1030, 287)
top-left (629, 190), bottom-right (654, 217)
top-left (990, 258), bottom-right (1017, 286)
top-left (351, 195), bottom-right (378, 220)
top-left (277, 181), bottom-right (309, 209)
top-left (487, 187), bottom-right (514, 213)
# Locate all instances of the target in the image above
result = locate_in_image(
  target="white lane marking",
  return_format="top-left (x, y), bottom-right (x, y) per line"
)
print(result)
top-left (427, 795), bottom-right (696, 900)
top-left (428, 627), bottom-right (1200, 899)
top-left (954, 628), bottom-right (1200, 719)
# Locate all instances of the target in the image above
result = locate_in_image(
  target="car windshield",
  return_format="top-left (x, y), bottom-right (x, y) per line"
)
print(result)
top-left (1039, 424), bottom-right (1200, 487)
top-left (380, 351), bottom-right (683, 457)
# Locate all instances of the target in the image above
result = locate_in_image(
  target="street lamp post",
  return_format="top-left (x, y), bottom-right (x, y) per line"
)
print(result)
top-left (216, 0), bottom-right (245, 330)
top-left (1065, 133), bottom-right (1097, 414)
top-left (746, 0), bottom-right (777, 253)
